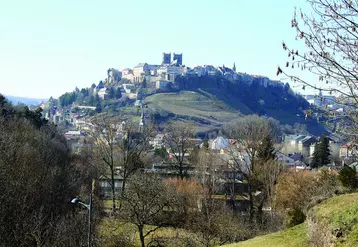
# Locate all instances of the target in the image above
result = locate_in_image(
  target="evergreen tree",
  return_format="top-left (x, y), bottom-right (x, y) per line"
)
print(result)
top-left (311, 135), bottom-right (330, 168)
top-left (338, 165), bottom-right (358, 190)
top-left (311, 142), bottom-right (320, 168)
top-left (108, 87), bottom-right (115, 99)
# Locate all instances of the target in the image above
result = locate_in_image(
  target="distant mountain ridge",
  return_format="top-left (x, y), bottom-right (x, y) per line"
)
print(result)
top-left (4, 95), bottom-right (46, 106)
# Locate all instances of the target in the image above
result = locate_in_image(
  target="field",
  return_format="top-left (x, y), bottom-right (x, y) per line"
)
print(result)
top-left (144, 90), bottom-right (241, 131)
top-left (99, 218), bottom-right (201, 247)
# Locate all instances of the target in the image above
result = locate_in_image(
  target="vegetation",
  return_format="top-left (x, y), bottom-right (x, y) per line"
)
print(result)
top-left (162, 123), bottom-right (196, 179)
top-left (338, 165), bottom-right (358, 191)
top-left (119, 174), bottom-right (179, 247)
top-left (275, 169), bottom-right (341, 226)
top-left (225, 115), bottom-right (281, 221)
top-left (279, 0), bottom-right (358, 138)
top-left (225, 193), bottom-right (358, 247)
top-left (0, 94), bottom-right (90, 246)
top-left (83, 116), bottom-right (152, 213)
top-left (307, 193), bottom-right (358, 247)
top-left (311, 135), bottom-right (331, 168)
top-left (223, 223), bottom-right (310, 247)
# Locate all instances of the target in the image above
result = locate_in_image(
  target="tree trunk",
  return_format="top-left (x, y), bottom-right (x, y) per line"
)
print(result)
top-left (110, 167), bottom-right (116, 214)
top-left (256, 204), bottom-right (264, 226)
top-left (248, 187), bottom-right (254, 222)
top-left (138, 225), bottom-right (145, 247)
top-left (118, 176), bottom-right (127, 211)
top-left (121, 176), bottom-right (127, 197)
top-left (179, 162), bottom-right (184, 179)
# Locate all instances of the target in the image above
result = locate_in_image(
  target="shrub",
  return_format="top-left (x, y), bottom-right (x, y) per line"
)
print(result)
top-left (338, 165), bottom-right (358, 190)
top-left (285, 208), bottom-right (306, 227)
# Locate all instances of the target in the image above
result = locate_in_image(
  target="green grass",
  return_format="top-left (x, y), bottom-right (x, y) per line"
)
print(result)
top-left (224, 193), bottom-right (358, 247)
top-left (223, 223), bottom-right (310, 247)
top-left (102, 200), bottom-right (120, 209)
top-left (99, 218), bottom-right (200, 247)
top-left (308, 193), bottom-right (358, 247)
top-left (144, 91), bottom-right (240, 128)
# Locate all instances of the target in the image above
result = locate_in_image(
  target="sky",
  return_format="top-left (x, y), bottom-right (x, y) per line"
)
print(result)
top-left (0, 0), bottom-right (314, 99)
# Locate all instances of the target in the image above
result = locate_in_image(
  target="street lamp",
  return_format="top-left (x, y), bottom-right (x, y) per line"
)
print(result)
top-left (71, 180), bottom-right (94, 247)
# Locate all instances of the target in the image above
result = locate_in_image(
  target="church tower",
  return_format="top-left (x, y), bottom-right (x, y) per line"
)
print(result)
top-left (233, 63), bottom-right (236, 72)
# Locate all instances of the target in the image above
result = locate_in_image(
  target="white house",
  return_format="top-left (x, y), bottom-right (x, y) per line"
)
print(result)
top-left (98, 88), bottom-right (109, 100)
top-left (210, 136), bottom-right (229, 150)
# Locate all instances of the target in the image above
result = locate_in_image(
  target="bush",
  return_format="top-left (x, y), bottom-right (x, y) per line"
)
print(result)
top-left (338, 165), bottom-right (358, 190)
top-left (285, 208), bottom-right (306, 227)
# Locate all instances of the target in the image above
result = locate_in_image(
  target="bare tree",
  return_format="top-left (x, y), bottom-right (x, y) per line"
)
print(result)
top-left (162, 123), bottom-right (196, 179)
top-left (187, 167), bottom-right (246, 247)
top-left (120, 174), bottom-right (178, 247)
top-left (84, 115), bottom-right (153, 213)
top-left (225, 115), bottom-right (279, 221)
top-left (278, 0), bottom-right (358, 136)
top-left (0, 109), bottom-right (87, 246)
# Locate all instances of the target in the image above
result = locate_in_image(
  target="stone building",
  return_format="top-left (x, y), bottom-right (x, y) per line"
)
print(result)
top-left (162, 53), bottom-right (171, 65)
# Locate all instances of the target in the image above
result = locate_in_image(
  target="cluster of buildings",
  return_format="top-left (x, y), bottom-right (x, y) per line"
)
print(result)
top-left (61, 118), bottom-right (358, 212)
top-left (303, 90), bottom-right (343, 112)
top-left (107, 52), bottom-right (186, 87)
top-left (105, 52), bottom-right (282, 91)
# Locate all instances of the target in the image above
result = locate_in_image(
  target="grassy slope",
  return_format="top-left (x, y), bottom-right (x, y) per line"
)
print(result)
top-left (144, 90), bottom-right (241, 131)
top-left (143, 90), bottom-right (326, 135)
top-left (308, 193), bottom-right (358, 247)
top-left (223, 223), bottom-right (310, 247)
top-left (225, 193), bottom-right (358, 247)
top-left (99, 218), bottom-right (200, 247)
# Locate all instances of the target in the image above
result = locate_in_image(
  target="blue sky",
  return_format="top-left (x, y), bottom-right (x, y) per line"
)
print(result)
top-left (0, 0), bottom-right (313, 98)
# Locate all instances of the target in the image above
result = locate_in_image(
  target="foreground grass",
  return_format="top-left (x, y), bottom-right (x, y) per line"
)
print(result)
top-left (308, 193), bottom-right (358, 247)
top-left (99, 218), bottom-right (200, 247)
top-left (102, 200), bottom-right (120, 210)
top-left (225, 193), bottom-right (358, 247)
top-left (223, 223), bottom-right (310, 247)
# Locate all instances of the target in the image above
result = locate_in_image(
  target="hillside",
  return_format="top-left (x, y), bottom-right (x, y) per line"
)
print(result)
top-left (224, 193), bottom-right (358, 247)
top-left (144, 88), bottom-right (325, 135)
top-left (54, 71), bottom-right (327, 136)
top-left (223, 223), bottom-right (310, 247)
top-left (144, 90), bottom-right (242, 132)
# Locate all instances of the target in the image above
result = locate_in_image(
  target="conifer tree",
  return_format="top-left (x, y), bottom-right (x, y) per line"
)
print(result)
top-left (311, 135), bottom-right (330, 168)
top-left (338, 165), bottom-right (357, 190)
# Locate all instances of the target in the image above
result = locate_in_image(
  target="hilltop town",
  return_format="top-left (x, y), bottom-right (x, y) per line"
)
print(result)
top-left (36, 52), bottom-right (356, 176)
top-left (42, 53), bottom-right (305, 128)
top-left (4, 0), bottom-right (358, 246)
